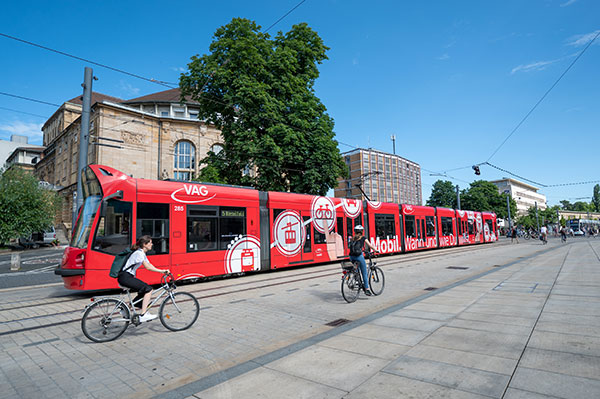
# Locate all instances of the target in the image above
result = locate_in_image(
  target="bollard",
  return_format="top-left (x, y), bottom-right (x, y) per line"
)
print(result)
top-left (10, 252), bottom-right (21, 271)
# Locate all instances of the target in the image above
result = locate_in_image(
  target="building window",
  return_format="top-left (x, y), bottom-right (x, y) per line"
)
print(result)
top-left (174, 140), bottom-right (196, 181)
top-left (189, 109), bottom-right (199, 119)
top-left (159, 106), bottom-right (170, 117)
top-left (211, 144), bottom-right (223, 154)
top-left (173, 107), bottom-right (185, 117)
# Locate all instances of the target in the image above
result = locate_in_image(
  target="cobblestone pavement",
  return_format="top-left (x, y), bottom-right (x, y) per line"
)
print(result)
top-left (1, 238), bottom-right (598, 399)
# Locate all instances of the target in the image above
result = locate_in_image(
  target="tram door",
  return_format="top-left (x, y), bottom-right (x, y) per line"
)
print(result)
top-left (415, 216), bottom-right (426, 248)
top-left (301, 214), bottom-right (313, 262)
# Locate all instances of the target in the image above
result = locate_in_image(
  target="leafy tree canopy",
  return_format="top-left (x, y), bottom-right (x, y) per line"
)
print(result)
top-left (0, 168), bottom-right (61, 244)
top-left (426, 180), bottom-right (456, 208)
top-left (593, 184), bottom-right (600, 212)
top-left (180, 18), bottom-right (347, 195)
top-left (459, 180), bottom-right (516, 219)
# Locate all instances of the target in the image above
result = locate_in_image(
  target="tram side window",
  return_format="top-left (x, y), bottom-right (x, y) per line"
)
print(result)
top-left (92, 199), bottom-right (132, 254)
top-left (405, 215), bottom-right (416, 238)
top-left (486, 220), bottom-right (493, 233)
top-left (303, 216), bottom-right (312, 253)
top-left (219, 207), bottom-right (246, 250)
top-left (314, 229), bottom-right (327, 244)
top-left (425, 216), bottom-right (436, 237)
top-left (375, 214), bottom-right (396, 238)
top-left (468, 220), bottom-right (474, 235)
top-left (441, 217), bottom-right (454, 236)
top-left (187, 207), bottom-right (218, 251)
top-left (137, 203), bottom-right (169, 255)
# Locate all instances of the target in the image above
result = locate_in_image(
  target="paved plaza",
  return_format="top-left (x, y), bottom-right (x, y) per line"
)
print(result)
top-left (1, 238), bottom-right (599, 398)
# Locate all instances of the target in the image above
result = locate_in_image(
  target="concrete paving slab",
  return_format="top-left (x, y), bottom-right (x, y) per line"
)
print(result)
top-left (538, 311), bottom-right (600, 327)
top-left (504, 387), bottom-right (563, 398)
top-left (509, 367), bottom-right (600, 399)
top-left (456, 310), bottom-right (537, 328)
top-left (447, 318), bottom-right (532, 336)
top-left (343, 372), bottom-right (490, 399)
top-left (317, 333), bottom-right (411, 360)
top-left (528, 330), bottom-right (600, 357)
top-left (519, 347), bottom-right (600, 380)
top-left (383, 355), bottom-right (510, 397)
top-left (465, 303), bottom-right (543, 318)
top-left (191, 366), bottom-right (346, 399)
top-left (404, 344), bottom-right (517, 375)
top-left (420, 326), bottom-right (528, 359)
top-left (264, 345), bottom-right (388, 391)
top-left (535, 320), bottom-right (600, 338)
top-left (369, 315), bottom-right (446, 332)
top-left (342, 324), bottom-right (431, 346)
top-left (404, 302), bottom-right (468, 315)
top-left (389, 308), bottom-right (456, 321)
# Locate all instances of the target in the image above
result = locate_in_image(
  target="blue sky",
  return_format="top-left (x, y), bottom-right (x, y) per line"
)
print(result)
top-left (0, 0), bottom-right (598, 206)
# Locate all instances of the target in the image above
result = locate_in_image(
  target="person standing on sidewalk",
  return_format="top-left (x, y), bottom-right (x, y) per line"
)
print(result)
top-left (511, 227), bottom-right (519, 244)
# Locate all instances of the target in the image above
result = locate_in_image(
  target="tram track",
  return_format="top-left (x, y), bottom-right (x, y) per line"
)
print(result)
top-left (0, 240), bottom-right (530, 338)
top-left (0, 241), bottom-right (506, 313)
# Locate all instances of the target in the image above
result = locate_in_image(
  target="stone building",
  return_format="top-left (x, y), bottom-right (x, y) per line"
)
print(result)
top-left (334, 148), bottom-right (422, 205)
top-left (489, 177), bottom-right (547, 216)
top-left (35, 88), bottom-right (222, 235)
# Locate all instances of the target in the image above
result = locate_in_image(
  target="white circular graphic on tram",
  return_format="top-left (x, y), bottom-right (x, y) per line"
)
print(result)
top-left (225, 235), bottom-right (261, 274)
top-left (311, 196), bottom-right (335, 234)
top-left (273, 210), bottom-right (306, 256)
top-left (404, 205), bottom-right (415, 214)
top-left (368, 200), bottom-right (382, 209)
top-left (342, 198), bottom-right (362, 219)
top-left (483, 223), bottom-right (490, 241)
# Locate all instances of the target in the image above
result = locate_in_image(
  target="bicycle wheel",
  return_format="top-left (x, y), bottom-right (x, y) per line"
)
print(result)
top-left (341, 272), bottom-right (360, 303)
top-left (159, 292), bottom-right (200, 331)
top-left (369, 266), bottom-right (385, 296)
top-left (81, 298), bottom-right (130, 343)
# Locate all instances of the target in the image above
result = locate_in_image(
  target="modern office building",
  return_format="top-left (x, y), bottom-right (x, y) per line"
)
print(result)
top-left (490, 177), bottom-right (547, 215)
top-left (334, 148), bottom-right (422, 205)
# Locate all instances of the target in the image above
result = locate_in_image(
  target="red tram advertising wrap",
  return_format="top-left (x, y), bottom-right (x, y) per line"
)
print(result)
top-left (55, 165), bottom-right (498, 290)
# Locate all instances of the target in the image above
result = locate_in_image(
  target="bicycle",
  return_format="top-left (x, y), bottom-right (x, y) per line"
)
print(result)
top-left (81, 273), bottom-right (199, 343)
top-left (340, 252), bottom-right (385, 303)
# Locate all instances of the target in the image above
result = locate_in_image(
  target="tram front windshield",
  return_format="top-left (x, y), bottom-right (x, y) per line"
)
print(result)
top-left (71, 168), bottom-right (103, 249)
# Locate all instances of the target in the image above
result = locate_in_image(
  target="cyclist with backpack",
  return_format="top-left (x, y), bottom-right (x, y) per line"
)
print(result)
top-left (117, 235), bottom-right (170, 322)
top-left (348, 225), bottom-right (378, 296)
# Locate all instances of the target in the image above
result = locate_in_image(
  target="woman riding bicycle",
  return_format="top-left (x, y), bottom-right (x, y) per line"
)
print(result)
top-left (349, 225), bottom-right (377, 296)
top-left (118, 236), bottom-right (170, 322)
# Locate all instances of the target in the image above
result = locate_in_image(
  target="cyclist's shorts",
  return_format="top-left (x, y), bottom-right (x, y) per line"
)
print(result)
top-left (117, 271), bottom-right (152, 295)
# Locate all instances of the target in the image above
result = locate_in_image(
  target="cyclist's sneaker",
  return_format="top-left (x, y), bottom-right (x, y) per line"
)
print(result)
top-left (364, 289), bottom-right (372, 296)
top-left (139, 313), bottom-right (157, 322)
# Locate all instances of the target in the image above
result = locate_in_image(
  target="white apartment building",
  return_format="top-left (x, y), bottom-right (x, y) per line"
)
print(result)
top-left (490, 178), bottom-right (547, 216)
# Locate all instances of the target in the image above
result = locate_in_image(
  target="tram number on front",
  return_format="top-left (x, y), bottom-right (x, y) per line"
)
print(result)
top-left (174, 205), bottom-right (185, 212)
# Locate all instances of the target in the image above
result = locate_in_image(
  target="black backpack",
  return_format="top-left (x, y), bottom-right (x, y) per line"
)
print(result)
top-left (109, 248), bottom-right (133, 278)
top-left (349, 239), bottom-right (364, 256)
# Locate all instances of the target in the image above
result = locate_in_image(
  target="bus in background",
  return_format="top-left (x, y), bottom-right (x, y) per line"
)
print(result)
top-left (566, 219), bottom-right (600, 236)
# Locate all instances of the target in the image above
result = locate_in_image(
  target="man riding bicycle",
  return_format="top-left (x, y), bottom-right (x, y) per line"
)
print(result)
top-left (348, 225), bottom-right (378, 296)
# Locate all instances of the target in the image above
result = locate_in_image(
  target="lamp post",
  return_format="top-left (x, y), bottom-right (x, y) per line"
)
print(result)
top-left (456, 185), bottom-right (461, 210)
top-left (535, 201), bottom-right (540, 232)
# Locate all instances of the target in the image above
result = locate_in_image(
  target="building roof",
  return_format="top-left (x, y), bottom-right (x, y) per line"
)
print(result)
top-left (66, 92), bottom-right (124, 106)
top-left (489, 178), bottom-right (539, 192)
top-left (123, 88), bottom-right (198, 105)
top-left (342, 147), bottom-right (420, 166)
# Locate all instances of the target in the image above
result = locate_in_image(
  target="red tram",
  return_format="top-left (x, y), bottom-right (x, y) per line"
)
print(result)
top-left (56, 165), bottom-right (497, 290)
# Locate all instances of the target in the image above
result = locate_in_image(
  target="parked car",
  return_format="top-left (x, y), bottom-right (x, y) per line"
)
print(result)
top-left (18, 226), bottom-right (57, 248)
top-left (573, 229), bottom-right (585, 236)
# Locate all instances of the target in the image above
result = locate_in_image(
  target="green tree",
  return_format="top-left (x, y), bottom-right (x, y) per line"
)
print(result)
top-left (573, 201), bottom-right (591, 212)
top-left (180, 18), bottom-right (347, 195)
top-left (426, 180), bottom-right (456, 208)
top-left (459, 180), bottom-right (516, 219)
top-left (592, 184), bottom-right (600, 212)
top-left (560, 200), bottom-right (573, 210)
top-left (0, 168), bottom-right (61, 244)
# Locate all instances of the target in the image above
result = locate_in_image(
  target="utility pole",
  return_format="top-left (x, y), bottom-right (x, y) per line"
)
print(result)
top-left (456, 185), bottom-right (461, 210)
top-left (535, 201), bottom-right (540, 232)
top-left (504, 190), bottom-right (512, 230)
top-left (74, 67), bottom-right (94, 225)
top-left (390, 135), bottom-right (396, 155)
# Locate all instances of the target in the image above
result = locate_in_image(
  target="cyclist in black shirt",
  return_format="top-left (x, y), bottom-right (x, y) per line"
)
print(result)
top-left (349, 225), bottom-right (377, 295)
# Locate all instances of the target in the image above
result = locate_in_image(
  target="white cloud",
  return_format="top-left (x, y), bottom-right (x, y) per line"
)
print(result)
top-left (171, 66), bottom-right (186, 73)
top-left (0, 121), bottom-right (43, 140)
top-left (118, 80), bottom-right (140, 96)
top-left (437, 53), bottom-right (450, 61)
top-left (565, 30), bottom-right (600, 47)
top-left (511, 59), bottom-right (559, 74)
top-left (560, 0), bottom-right (578, 7)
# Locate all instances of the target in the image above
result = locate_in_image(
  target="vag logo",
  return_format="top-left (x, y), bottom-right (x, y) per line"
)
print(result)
top-left (171, 184), bottom-right (216, 203)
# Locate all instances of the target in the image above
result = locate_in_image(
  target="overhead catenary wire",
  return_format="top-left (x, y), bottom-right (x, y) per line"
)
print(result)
top-left (486, 29), bottom-right (600, 162)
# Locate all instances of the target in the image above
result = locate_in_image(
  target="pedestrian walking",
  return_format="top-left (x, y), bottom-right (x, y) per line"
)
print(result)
top-left (511, 227), bottom-right (519, 244)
